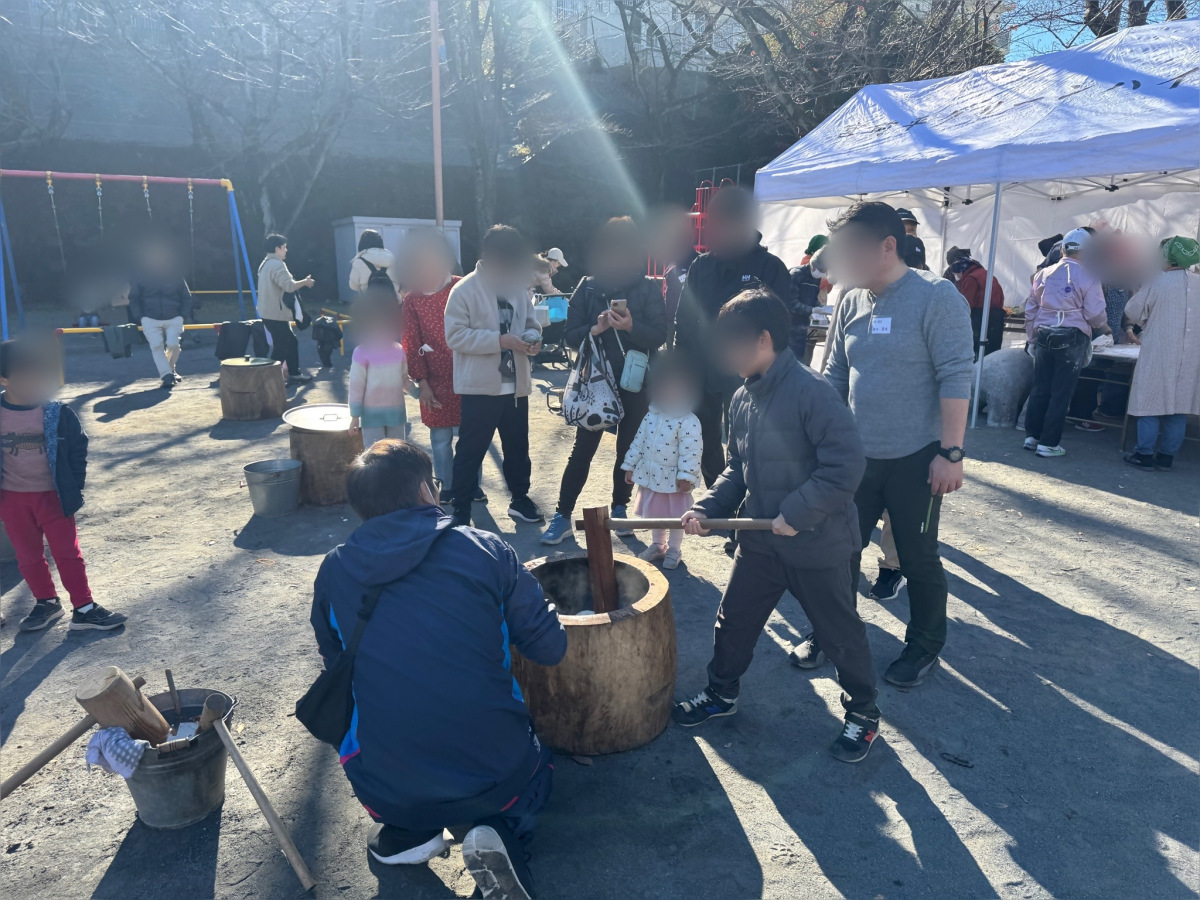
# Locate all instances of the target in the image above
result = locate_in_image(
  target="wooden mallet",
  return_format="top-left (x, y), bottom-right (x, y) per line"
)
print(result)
top-left (1, 672), bottom-right (151, 801)
top-left (204, 695), bottom-right (316, 892)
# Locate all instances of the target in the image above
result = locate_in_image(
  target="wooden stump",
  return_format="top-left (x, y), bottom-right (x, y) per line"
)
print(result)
top-left (76, 666), bottom-right (170, 744)
top-left (220, 358), bottom-right (285, 421)
top-left (512, 554), bottom-right (677, 755)
top-left (288, 425), bottom-right (363, 506)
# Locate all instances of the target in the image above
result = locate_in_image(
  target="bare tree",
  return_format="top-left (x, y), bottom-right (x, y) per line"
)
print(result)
top-left (1085, 0), bottom-right (1188, 36)
top-left (0, 6), bottom-right (74, 150)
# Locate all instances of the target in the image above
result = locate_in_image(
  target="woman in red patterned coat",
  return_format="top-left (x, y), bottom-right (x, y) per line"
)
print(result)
top-left (399, 231), bottom-right (482, 504)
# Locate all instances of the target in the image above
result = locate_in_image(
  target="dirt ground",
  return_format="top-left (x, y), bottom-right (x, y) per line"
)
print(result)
top-left (1, 321), bottom-right (1197, 900)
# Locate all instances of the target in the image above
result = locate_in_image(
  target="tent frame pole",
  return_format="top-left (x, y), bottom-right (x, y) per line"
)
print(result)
top-left (970, 183), bottom-right (1004, 428)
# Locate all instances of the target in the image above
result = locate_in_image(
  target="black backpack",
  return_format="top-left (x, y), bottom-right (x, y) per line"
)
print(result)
top-left (362, 258), bottom-right (393, 290)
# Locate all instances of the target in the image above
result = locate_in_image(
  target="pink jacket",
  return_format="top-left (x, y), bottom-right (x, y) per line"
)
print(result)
top-left (1024, 257), bottom-right (1107, 339)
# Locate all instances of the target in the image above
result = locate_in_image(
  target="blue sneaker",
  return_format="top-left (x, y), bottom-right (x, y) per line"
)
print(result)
top-left (540, 512), bottom-right (574, 545)
top-left (672, 686), bottom-right (737, 727)
top-left (611, 504), bottom-right (633, 536)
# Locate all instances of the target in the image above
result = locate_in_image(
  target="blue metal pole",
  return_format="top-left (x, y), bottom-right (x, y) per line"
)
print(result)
top-left (227, 191), bottom-right (258, 316)
top-left (227, 192), bottom-right (246, 319)
top-left (0, 194), bottom-right (24, 334)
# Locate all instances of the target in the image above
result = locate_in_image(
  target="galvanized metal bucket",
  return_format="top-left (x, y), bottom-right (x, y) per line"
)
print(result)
top-left (242, 458), bottom-right (302, 517)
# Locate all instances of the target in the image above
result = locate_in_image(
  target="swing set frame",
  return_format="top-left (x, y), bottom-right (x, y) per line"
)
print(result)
top-left (0, 169), bottom-right (259, 340)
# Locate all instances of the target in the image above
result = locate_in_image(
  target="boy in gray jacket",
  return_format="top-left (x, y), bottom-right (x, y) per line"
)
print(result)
top-left (676, 289), bottom-right (880, 764)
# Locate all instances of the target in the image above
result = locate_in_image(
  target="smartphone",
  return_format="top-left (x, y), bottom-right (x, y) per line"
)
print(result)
top-left (609, 298), bottom-right (628, 313)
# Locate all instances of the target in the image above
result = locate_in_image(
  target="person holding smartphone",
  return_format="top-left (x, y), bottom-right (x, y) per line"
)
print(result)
top-left (541, 217), bottom-right (668, 546)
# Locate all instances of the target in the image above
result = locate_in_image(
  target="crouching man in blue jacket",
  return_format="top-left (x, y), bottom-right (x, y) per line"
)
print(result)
top-left (310, 439), bottom-right (566, 899)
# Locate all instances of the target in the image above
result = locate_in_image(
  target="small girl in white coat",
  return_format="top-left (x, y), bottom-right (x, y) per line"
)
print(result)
top-left (622, 353), bottom-right (703, 568)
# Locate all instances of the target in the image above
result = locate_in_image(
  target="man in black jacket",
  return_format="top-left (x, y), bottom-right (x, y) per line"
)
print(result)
top-left (129, 239), bottom-right (193, 389)
top-left (675, 290), bottom-right (880, 763)
top-left (673, 187), bottom-right (792, 486)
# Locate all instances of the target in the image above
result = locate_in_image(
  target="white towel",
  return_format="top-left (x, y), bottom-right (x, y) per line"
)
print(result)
top-left (85, 727), bottom-right (149, 778)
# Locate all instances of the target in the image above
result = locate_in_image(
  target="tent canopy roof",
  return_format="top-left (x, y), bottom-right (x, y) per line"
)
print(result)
top-left (754, 19), bottom-right (1200, 205)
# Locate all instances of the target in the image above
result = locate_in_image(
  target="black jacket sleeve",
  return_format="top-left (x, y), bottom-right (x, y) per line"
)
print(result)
top-left (628, 280), bottom-right (668, 353)
top-left (128, 282), bottom-right (144, 321)
top-left (692, 395), bottom-right (747, 519)
top-left (672, 263), bottom-right (703, 353)
top-left (778, 379), bottom-right (866, 531)
top-left (764, 255), bottom-right (793, 305)
top-left (562, 278), bottom-right (594, 350)
top-left (60, 406), bottom-right (88, 490)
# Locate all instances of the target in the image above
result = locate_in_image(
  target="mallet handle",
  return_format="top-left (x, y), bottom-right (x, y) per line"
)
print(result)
top-left (1, 676), bottom-right (146, 801)
top-left (573, 517), bottom-right (777, 531)
top-left (212, 717), bottom-right (316, 891)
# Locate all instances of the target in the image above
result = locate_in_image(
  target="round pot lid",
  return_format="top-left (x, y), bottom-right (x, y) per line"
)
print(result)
top-left (282, 403), bottom-right (354, 433)
top-left (222, 356), bottom-right (276, 367)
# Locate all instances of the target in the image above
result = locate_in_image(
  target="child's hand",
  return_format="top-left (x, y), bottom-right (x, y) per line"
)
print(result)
top-left (625, 470), bottom-right (633, 484)
top-left (676, 479), bottom-right (693, 493)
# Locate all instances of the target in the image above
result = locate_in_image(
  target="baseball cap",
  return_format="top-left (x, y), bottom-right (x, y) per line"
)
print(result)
top-left (546, 247), bottom-right (569, 267)
top-left (895, 208), bottom-right (919, 224)
top-left (1062, 228), bottom-right (1091, 251)
top-left (900, 234), bottom-right (927, 269)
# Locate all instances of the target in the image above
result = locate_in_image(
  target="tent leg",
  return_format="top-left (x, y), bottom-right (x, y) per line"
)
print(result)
top-left (227, 192), bottom-right (259, 314)
top-left (970, 183), bottom-right (1005, 429)
top-left (228, 194), bottom-right (246, 319)
top-left (0, 195), bottom-right (23, 334)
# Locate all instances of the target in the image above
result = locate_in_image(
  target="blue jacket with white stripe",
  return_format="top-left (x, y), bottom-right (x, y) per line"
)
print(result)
top-left (309, 505), bottom-right (566, 826)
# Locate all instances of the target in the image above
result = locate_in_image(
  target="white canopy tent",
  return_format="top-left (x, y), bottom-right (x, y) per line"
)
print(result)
top-left (754, 18), bottom-right (1200, 424)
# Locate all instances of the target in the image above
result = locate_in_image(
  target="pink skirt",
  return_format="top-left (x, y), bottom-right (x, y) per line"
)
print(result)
top-left (633, 486), bottom-right (693, 519)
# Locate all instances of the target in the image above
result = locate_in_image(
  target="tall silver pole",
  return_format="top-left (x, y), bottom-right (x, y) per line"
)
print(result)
top-left (970, 183), bottom-right (1004, 428)
top-left (430, 0), bottom-right (444, 228)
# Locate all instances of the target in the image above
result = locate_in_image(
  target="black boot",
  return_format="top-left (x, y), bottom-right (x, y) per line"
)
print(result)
top-left (1123, 451), bottom-right (1156, 471)
top-left (1154, 453), bottom-right (1174, 471)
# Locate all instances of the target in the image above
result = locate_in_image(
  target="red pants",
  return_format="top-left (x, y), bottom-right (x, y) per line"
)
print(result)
top-left (0, 490), bottom-right (92, 608)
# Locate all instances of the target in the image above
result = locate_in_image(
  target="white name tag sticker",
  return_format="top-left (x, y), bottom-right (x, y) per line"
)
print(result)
top-left (871, 317), bottom-right (892, 335)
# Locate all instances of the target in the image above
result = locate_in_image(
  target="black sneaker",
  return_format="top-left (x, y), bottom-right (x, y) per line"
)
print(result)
top-left (789, 634), bottom-right (827, 669)
top-left (462, 818), bottom-right (534, 900)
top-left (830, 712), bottom-right (880, 763)
top-left (671, 686), bottom-right (737, 727)
top-left (367, 824), bottom-right (448, 865)
top-left (1123, 451), bottom-right (1156, 470)
top-left (452, 506), bottom-right (472, 529)
top-left (160, 374), bottom-right (175, 390)
top-left (884, 644), bottom-right (939, 687)
top-left (507, 496), bottom-right (544, 523)
top-left (869, 568), bottom-right (907, 602)
top-left (439, 488), bottom-right (454, 506)
top-left (473, 487), bottom-right (489, 504)
top-left (287, 372), bottom-right (315, 385)
top-left (19, 598), bottom-right (65, 632)
top-left (69, 604), bottom-right (128, 631)
top-left (1155, 453), bottom-right (1174, 471)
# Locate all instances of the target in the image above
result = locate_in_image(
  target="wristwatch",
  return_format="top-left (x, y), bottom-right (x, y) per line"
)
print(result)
top-left (938, 445), bottom-right (966, 463)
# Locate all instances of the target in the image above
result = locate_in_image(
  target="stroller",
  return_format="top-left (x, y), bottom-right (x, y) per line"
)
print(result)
top-left (532, 294), bottom-right (572, 369)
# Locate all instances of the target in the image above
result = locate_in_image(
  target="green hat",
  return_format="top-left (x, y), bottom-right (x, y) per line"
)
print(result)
top-left (805, 234), bottom-right (829, 255)
top-left (1162, 236), bottom-right (1200, 269)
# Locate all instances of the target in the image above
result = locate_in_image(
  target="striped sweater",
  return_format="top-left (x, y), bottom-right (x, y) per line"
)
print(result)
top-left (348, 342), bottom-right (411, 428)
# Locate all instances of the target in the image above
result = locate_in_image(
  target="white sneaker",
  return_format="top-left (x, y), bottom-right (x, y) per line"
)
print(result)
top-left (663, 548), bottom-right (683, 569)
top-left (638, 544), bottom-right (667, 562)
top-left (1023, 436), bottom-right (1038, 451)
top-left (367, 827), bottom-right (449, 865)
top-left (1036, 444), bottom-right (1066, 457)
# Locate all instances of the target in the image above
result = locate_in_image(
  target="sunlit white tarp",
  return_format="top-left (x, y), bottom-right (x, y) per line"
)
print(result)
top-left (755, 19), bottom-right (1200, 290)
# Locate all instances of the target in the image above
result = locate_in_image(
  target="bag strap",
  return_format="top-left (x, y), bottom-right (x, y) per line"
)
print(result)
top-left (343, 582), bottom-right (386, 659)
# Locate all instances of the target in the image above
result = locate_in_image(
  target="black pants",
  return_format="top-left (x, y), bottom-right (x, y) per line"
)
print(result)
top-left (264, 319), bottom-right (300, 375)
top-left (1026, 327), bottom-right (1090, 448)
top-left (451, 394), bottom-right (531, 512)
top-left (853, 442), bottom-right (947, 657)
top-left (707, 547), bottom-right (879, 717)
top-left (555, 387), bottom-right (649, 515)
top-left (970, 308), bottom-right (1006, 356)
top-left (697, 388), bottom-right (732, 488)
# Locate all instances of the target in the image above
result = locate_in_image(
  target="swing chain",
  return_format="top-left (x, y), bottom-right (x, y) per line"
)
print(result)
top-left (95, 174), bottom-right (104, 236)
top-left (187, 178), bottom-right (196, 285)
top-left (143, 175), bottom-right (152, 218)
top-left (46, 172), bottom-right (67, 271)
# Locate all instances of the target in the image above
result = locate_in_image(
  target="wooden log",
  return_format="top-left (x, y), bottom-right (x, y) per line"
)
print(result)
top-left (580, 507), bottom-right (618, 614)
top-left (210, 711), bottom-right (316, 891)
top-left (76, 667), bottom-right (170, 745)
top-left (1, 677), bottom-right (145, 801)
top-left (574, 516), bottom-right (776, 531)
top-left (220, 358), bottom-right (285, 421)
top-left (289, 428), bottom-right (363, 506)
top-left (512, 554), bottom-right (677, 756)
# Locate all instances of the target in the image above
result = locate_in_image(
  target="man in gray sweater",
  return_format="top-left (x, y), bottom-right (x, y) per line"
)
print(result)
top-left (820, 202), bottom-right (974, 688)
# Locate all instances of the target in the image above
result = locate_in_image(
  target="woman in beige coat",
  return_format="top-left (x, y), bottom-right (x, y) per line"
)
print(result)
top-left (1122, 236), bottom-right (1200, 471)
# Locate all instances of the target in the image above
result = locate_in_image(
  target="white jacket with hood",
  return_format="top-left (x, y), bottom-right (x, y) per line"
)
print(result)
top-left (348, 247), bottom-right (398, 294)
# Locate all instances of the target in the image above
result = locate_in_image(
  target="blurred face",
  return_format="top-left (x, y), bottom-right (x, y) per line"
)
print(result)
top-left (903, 221), bottom-right (918, 236)
top-left (717, 330), bottom-right (774, 380)
top-left (705, 212), bottom-right (754, 258)
top-left (650, 372), bottom-right (698, 416)
top-left (548, 260), bottom-right (561, 275)
top-left (827, 224), bottom-right (897, 291)
top-left (590, 232), bottom-right (643, 285)
top-left (408, 249), bottom-right (451, 295)
top-left (1, 361), bottom-right (59, 406)
top-left (275, 243), bottom-right (288, 260)
top-left (648, 208), bottom-right (694, 265)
